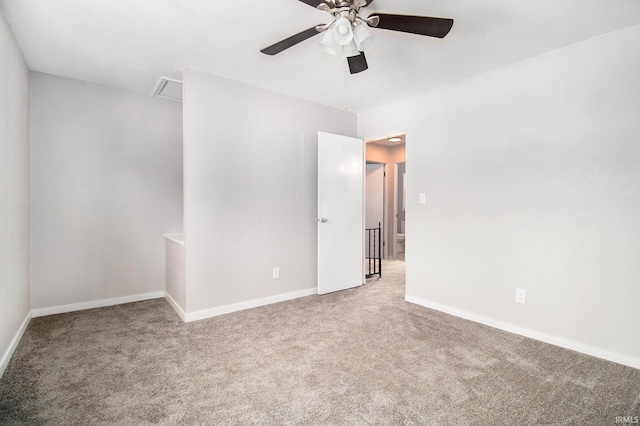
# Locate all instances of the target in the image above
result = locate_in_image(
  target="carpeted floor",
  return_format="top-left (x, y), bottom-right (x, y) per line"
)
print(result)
top-left (1, 260), bottom-right (639, 425)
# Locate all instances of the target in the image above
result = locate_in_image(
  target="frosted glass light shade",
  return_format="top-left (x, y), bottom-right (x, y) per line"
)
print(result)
top-left (319, 30), bottom-right (339, 55)
top-left (332, 16), bottom-right (354, 46)
top-left (342, 40), bottom-right (360, 58)
top-left (353, 23), bottom-right (374, 51)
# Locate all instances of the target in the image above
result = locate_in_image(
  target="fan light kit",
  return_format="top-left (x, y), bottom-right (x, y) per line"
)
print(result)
top-left (261, 0), bottom-right (454, 74)
top-left (316, 0), bottom-right (377, 58)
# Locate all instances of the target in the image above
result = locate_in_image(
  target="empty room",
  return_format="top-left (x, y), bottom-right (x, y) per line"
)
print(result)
top-left (1, 0), bottom-right (639, 424)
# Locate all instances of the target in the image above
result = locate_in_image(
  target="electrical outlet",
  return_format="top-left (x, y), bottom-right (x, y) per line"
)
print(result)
top-left (515, 288), bottom-right (526, 304)
top-left (419, 193), bottom-right (426, 204)
top-left (273, 267), bottom-right (280, 280)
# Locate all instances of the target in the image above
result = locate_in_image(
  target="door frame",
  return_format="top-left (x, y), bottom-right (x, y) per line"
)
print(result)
top-left (391, 161), bottom-right (405, 260)
top-left (365, 160), bottom-right (387, 259)
top-left (393, 162), bottom-right (399, 260)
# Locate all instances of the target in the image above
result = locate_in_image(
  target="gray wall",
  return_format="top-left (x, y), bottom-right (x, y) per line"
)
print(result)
top-left (0, 11), bottom-right (30, 376)
top-left (358, 24), bottom-right (640, 366)
top-left (30, 73), bottom-right (183, 310)
top-left (183, 70), bottom-right (357, 315)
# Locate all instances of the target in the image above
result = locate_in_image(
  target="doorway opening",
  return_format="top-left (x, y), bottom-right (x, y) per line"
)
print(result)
top-left (364, 134), bottom-right (406, 262)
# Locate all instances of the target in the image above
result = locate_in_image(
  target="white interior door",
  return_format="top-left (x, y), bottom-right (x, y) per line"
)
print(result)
top-left (317, 131), bottom-right (364, 295)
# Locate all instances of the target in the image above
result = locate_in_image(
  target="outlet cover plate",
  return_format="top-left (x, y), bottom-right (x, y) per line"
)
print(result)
top-left (515, 288), bottom-right (526, 304)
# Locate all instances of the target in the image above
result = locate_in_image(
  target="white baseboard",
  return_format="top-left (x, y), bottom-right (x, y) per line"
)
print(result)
top-left (184, 287), bottom-right (317, 323)
top-left (0, 311), bottom-right (31, 379)
top-left (405, 294), bottom-right (640, 370)
top-left (164, 291), bottom-right (186, 322)
top-left (31, 291), bottom-right (165, 318)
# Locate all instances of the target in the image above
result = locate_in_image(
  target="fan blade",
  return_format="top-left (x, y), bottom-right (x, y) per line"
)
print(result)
top-left (260, 26), bottom-right (322, 55)
top-left (347, 53), bottom-right (368, 74)
top-left (298, 0), bottom-right (329, 8)
top-left (368, 13), bottom-right (453, 38)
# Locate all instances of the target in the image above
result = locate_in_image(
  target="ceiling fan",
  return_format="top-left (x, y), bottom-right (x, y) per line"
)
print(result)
top-left (260, 0), bottom-right (454, 74)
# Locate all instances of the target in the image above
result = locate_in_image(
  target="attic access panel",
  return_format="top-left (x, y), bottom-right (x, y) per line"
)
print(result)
top-left (152, 77), bottom-right (183, 102)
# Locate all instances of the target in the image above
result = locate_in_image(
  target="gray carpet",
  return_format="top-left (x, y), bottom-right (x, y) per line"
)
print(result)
top-left (1, 260), bottom-right (639, 425)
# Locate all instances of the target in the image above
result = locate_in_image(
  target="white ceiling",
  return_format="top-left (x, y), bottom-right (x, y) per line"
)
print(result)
top-left (2, 0), bottom-right (640, 112)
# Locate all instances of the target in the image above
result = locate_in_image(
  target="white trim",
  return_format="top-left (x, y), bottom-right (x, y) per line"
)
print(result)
top-left (164, 291), bottom-right (186, 322)
top-left (184, 288), bottom-right (317, 323)
top-left (31, 292), bottom-right (165, 318)
top-left (393, 162), bottom-right (399, 260)
top-left (0, 312), bottom-right (31, 378)
top-left (405, 294), bottom-right (640, 370)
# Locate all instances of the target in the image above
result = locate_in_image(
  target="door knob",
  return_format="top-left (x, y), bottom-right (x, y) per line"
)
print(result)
top-left (318, 217), bottom-right (328, 223)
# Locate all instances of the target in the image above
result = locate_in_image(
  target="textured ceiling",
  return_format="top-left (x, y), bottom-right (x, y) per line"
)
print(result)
top-left (2, 0), bottom-right (640, 112)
